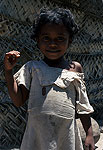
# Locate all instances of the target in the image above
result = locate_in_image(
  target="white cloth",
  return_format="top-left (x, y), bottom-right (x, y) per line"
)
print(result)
top-left (14, 60), bottom-right (94, 150)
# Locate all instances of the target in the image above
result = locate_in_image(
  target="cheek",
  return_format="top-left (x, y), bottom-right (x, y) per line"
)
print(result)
top-left (63, 40), bottom-right (69, 49)
top-left (38, 41), bottom-right (45, 49)
top-left (38, 42), bottom-right (47, 54)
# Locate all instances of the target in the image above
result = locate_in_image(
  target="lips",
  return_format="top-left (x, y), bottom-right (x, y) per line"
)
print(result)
top-left (46, 50), bottom-right (61, 53)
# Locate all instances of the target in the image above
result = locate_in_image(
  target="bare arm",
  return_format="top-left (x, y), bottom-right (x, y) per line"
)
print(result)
top-left (79, 114), bottom-right (93, 136)
top-left (72, 61), bottom-right (95, 149)
top-left (4, 51), bottom-right (29, 107)
top-left (79, 114), bottom-right (95, 150)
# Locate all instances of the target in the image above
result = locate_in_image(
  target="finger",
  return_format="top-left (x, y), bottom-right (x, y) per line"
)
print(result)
top-left (84, 145), bottom-right (89, 150)
top-left (8, 50), bottom-right (20, 54)
top-left (8, 55), bottom-right (18, 64)
top-left (11, 50), bottom-right (20, 56)
top-left (6, 50), bottom-right (20, 55)
top-left (85, 145), bottom-right (95, 150)
top-left (5, 52), bottom-right (20, 59)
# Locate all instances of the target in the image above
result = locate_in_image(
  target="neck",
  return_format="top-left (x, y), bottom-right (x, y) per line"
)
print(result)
top-left (43, 56), bottom-right (68, 68)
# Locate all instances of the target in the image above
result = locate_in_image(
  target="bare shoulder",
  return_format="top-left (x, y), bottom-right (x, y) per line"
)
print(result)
top-left (69, 61), bottom-right (83, 73)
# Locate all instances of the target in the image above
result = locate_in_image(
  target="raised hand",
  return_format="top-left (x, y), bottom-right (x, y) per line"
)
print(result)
top-left (4, 50), bottom-right (20, 71)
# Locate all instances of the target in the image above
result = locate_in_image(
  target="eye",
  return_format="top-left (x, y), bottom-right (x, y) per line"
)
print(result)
top-left (57, 36), bottom-right (65, 41)
top-left (42, 36), bottom-right (50, 41)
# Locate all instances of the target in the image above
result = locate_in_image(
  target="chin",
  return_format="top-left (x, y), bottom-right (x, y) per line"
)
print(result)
top-left (47, 55), bottom-right (61, 60)
top-left (48, 57), bottom-right (60, 60)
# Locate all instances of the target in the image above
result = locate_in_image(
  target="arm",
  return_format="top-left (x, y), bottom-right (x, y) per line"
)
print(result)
top-left (4, 51), bottom-right (29, 107)
top-left (79, 114), bottom-right (95, 150)
top-left (73, 62), bottom-right (95, 150)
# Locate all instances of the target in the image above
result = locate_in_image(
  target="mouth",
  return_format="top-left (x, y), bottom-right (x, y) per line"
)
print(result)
top-left (46, 50), bottom-right (61, 53)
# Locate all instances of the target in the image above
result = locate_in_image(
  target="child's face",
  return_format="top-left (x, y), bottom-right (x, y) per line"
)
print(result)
top-left (37, 23), bottom-right (71, 60)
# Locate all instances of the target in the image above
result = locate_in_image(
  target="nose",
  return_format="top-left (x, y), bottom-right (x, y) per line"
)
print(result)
top-left (49, 40), bottom-right (57, 48)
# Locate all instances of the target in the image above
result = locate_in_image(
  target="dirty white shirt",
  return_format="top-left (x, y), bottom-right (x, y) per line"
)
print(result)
top-left (14, 60), bottom-right (94, 150)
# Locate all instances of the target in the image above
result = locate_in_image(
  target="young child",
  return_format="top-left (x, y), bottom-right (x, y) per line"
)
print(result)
top-left (4, 8), bottom-right (95, 150)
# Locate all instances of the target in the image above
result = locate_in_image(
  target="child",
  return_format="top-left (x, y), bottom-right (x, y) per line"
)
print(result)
top-left (4, 8), bottom-right (95, 150)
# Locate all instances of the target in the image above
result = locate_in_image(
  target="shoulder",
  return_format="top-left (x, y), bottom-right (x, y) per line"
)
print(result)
top-left (26, 60), bottom-right (37, 66)
top-left (23, 60), bottom-right (45, 72)
top-left (69, 61), bottom-right (83, 73)
top-left (17, 60), bottom-right (40, 74)
top-left (24, 60), bottom-right (41, 68)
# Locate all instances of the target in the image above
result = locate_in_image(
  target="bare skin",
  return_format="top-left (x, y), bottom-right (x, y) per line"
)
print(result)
top-left (79, 114), bottom-right (95, 150)
top-left (4, 50), bottom-right (29, 107)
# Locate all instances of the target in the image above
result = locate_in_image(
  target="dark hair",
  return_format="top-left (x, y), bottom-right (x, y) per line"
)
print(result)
top-left (31, 7), bottom-right (79, 40)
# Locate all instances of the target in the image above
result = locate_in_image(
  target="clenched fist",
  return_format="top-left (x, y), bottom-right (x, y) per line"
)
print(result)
top-left (4, 50), bottom-right (20, 71)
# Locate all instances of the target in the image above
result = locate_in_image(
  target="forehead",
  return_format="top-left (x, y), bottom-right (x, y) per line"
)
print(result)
top-left (39, 23), bottom-right (69, 35)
